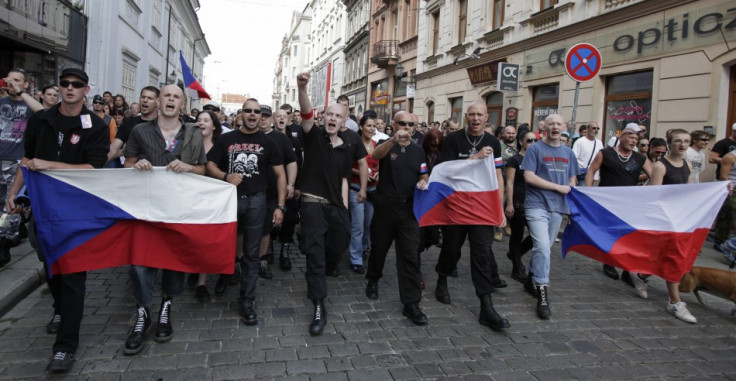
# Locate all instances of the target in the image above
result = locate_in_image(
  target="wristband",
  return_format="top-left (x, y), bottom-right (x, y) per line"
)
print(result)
top-left (223, 173), bottom-right (228, 182)
top-left (300, 109), bottom-right (314, 120)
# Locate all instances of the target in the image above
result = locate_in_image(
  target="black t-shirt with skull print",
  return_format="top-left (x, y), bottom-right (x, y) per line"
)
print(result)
top-left (207, 129), bottom-right (283, 198)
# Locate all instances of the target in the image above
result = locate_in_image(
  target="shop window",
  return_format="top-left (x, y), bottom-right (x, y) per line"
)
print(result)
top-left (427, 101), bottom-right (435, 123)
top-left (458, 0), bottom-right (467, 45)
top-left (493, 0), bottom-right (504, 30)
top-left (450, 97), bottom-right (464, 127)
top-left (531, 84), bottom-right (559, 127)
top-left (485, 92), bottom-right (503, 129)
top-left (603, 70), bottom-right (653, 141)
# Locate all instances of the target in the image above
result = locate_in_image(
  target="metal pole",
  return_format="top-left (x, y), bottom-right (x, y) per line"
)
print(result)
top-left (570, 81), bottom-right (580, 136)
top-left (165, 5), bottom-right (172, 86)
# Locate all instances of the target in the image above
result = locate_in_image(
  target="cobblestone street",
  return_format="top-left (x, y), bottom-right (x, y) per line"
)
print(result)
top-left (1, 239), bottom-right (735, 380)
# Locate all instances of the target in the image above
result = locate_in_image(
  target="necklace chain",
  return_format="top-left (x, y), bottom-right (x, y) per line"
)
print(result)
top-left (465, 129), bottom-right (484, 148)
top-left (616, 148), bottom-right (631, 163)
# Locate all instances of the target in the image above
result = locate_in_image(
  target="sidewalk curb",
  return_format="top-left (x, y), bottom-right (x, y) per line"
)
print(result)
top-left (0, 242), bottom-right (45, 318)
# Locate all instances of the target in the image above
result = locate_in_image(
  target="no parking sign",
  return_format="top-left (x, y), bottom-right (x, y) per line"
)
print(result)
top-left (565, 43), bottom-right (602, 82)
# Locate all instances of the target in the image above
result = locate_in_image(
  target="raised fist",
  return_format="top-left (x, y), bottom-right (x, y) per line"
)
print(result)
top-left (297, 73), bottom-right (311, 87)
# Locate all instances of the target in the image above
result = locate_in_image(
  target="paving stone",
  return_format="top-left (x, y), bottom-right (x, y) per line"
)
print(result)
top-left (286, 359), bottom-right (326, 375)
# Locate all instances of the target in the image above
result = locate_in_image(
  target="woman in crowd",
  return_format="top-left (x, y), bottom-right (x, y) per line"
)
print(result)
top-left (385, 124), bottom-right (394, 136)
top-left (348, 114), bottom-right (379, 274)
top-left (504, 130), bottom-right (537, 282)
top-left (40, 85), bottom-right (59, 109)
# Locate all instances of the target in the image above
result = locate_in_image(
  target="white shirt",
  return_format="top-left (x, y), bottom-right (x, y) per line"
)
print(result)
top-left (685, 146), bottom-right (705, 183)
top-left (572, 136), bottom-right (604, 180)
top-left (372, 131), bottom-right (390, 142)
top-left (345, 118), bottom-right (359, 132)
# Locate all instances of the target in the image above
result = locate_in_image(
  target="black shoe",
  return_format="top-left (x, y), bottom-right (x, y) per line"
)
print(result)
top-left (524, 272), bottom-right (536, 297)
top-left (195, 285), bottom-right (210, 303)
top-left (449, 268), bottom-right (458, 277)
top-left (309, 300), bottom-right (326, 336)
top-left (478, 294), bottom-right (510, 331)
top-left (187, 273), bottom-right (197, 287)
top-left (621, 270), bottom-right (634, 288)
top-left (351, 264), bottom-right (365, 274)
top-left (510, 268), bottom-right (528, 283)
top-left (280, 255), bottom-right (292, 271)
top-left (215, 275), bottom-right (228, 295)
top-left (229, 262), bottom-right (241, 285)
top-left (536, 284), bottom-right (551, 319)
top-left (46, 313), bottom-right (61, 335)
top-left (435, 276), bottom-right (451, 304)
top-left (365, 280), bottom-right (379, 299)
top-left (46, 351), bottom-right (74, 372)
top-left (154, 298), bottom-right (173, 343)
top-left (259, 260), bottom-right (273, 280)
top-left (603, 264), bottom-right (619, 280)
top-left (124, 306), bottom-right (151, 355)
top-left (402, 303), bottom-right (428, 326)
top-left (491, 279), bottom-right (508, 289)
top-left (239, 303), bottom-right (258, 326)
top-left (0, 242), bottom-right (10, 268)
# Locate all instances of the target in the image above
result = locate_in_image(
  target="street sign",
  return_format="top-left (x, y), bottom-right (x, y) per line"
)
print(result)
top-left (565, 43), bottom-right (602, 82)
top-left (497, 62), bottom-right (519, 91)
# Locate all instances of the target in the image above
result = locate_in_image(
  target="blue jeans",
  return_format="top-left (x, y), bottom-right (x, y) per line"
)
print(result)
top-left (349, 189), bottom-right (374, 265)
top-left (129, 266), bottom-right (185, 307)
top-left (525, 208), bottom-right (563, 285)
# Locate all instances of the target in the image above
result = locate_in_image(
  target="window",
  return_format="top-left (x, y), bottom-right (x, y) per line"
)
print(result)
top-left (458, 0), bottom-right (467, 45)
top-left (450, 97), bottom-right (464, 127)
top-left (603, 71), bottom-right (653, 141)
top-left (541, 0), bottom-right (558, 10)
top-left (293, 45), bottom-right (298, 56)
top-left (485, 92), bottom-right (503, 129)
top-left (392, 9), bottom-right (398, 40)
top-left (531, 84), bottom-right (559, 126)
top-left (122, 63), bottom-right (136, 103)
top-left (493, 0), bottom-right (504, 30)
top-left (152, 0), bottom-right (162, 31)
top-left (149, 70), bottom-right (159, 87)
top-left (432, 12), bottom-right (440, 55)
top-left (427, 101), bottom-right (435, 123)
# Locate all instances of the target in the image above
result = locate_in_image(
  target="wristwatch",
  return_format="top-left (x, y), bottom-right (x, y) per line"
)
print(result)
top-left (277, 205), bottom-right (287, 212)
top-left (14, 89), bottom-right (24, 96)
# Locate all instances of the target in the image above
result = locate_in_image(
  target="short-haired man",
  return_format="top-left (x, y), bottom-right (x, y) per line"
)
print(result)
top-left (572, 121), bottom-right (604, 185)
top-left (364, 111), bottom-right (429, 326)
top-left (686, 130), bottom-right (709, 184)
top-left (336, 95), bottom-right (359, 133)
top-left (445, 118), bottom-right (461, 134)
top-left (91, 95), bottom-right (117, 146)
top-left (710, 124), bottom-right (736, 243)
top-left (107, 86), bottom-right (160, 167)
top-left (0, 68), bottom-right (43, 267)
top-left (296, 73), bottom-right (353, 335)
top-left (433, 102), bottom-right (510, 331)
top-left (122, 85), bottom-right (207, 355)
top-left (521, 113), bottom-right (578, 319)
top-left (206, 98), bottom-right (285, 326)
top-left (6, 68), bottom-right (109, 372)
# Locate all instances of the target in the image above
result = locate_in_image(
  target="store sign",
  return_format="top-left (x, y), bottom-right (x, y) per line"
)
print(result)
top-left (497, 63), bottom-right (519, 91)
top-left (372, 90), bottom-right (389, 105)
top-left (467, 60), bottom-right (505, 85)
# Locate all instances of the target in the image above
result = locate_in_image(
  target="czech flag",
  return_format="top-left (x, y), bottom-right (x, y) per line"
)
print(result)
top-left (23, 168), bottom-right (237, 276)
top-left (179, 51), bottom-right (211, 100)
top-left (414, 156), bottom-right (503, 227)
top-left (562, 183), bottom-right (728, 282)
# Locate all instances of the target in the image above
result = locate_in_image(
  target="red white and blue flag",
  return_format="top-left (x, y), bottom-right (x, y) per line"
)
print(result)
top-left (179, 51), bottom-right (211, 100)
top-left (562, 183), bottom-right (728, 282)
top-left (23, 168), bottom-right (237, 276)
top-left (413, 157), bottom-right (503, 227)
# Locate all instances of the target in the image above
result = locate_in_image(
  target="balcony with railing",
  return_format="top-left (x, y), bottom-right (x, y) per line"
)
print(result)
top-left (371, 40), bottom-right (399, 67)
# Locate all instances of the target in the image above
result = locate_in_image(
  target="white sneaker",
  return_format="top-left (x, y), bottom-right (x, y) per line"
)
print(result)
top-left (667, 301), bottom-right (697, 324)
top-left (630, 272), bottom-right (648, 299)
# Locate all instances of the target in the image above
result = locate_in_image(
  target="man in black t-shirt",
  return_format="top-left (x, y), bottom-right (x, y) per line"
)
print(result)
top-left (364, 111), bottom-right (429, 326)
top-left (296, 73), bottom-right (353, 336)
top-left (107, 86), bottom-right (159, 166)
top-left (433, 101), bottom-right (510, 332)
top-left (206, 98), bottom-right (285, 326)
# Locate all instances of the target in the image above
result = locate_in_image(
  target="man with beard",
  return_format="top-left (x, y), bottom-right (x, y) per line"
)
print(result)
top-left (207, 99), bottom-right (285, 326)
top-left (296, 73), bottom-right (353, 335)
top-left (433, 102), bottom-right (510, 331)
top-left (107, 86), bottom-right (159, 167)
top-left (521, 114), bottom-right (578, 320)
top-left (122, 85), bottom-right (207, 355)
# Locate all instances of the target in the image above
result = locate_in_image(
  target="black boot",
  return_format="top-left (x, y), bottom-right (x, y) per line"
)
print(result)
top-left (478, 294), bottom-right (510, 331)
top-left (603, 264), bottom-right (619, 280)
top-left (508, 249), bottom-right (527, 283)
top-left (214, 274), bottom-right (228, 295)
top-left (124, 305), bottom-right (151, 355)
top-left (228, 261), bottom-right (241, 285)
top-left (365, 280), bottom-right (378, 299)
top-left (402, 303), bottom-right (428, 326)
top-left (435, 276), bottom-right (451, 304)
top-left (309, 300), bottom-right (326, 336)
top-left (621, 270), bottom-right (634, 288)
top-left (279, 243), bottom-right (292, 271)
top-left (154, 298), bottom-right (173, 342)
top-left (536, 284), bottom-right (551, 319)
top-left (0, 237), bottom-right (11, 267)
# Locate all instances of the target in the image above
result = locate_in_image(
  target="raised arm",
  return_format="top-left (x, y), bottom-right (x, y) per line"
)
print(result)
top-left (297, 72), bottom-right (315, 134)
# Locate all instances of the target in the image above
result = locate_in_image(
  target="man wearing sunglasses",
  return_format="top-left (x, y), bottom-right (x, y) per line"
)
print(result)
top-left (433, 101), bottom-right (510, 331)
top-left (91, 95), bottom-right (117, 147)
top-left (572, 122), bottom-right (604, 186)
top-left (6, 68), bottom-right (109, 372)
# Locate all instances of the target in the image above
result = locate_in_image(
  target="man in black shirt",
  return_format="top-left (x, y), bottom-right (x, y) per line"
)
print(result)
top-left (434, 101), bottom-right (510, 331)
top-left (107, 86), bottom-right (159, 166)
top-left (6, 68), bottom-right (109, 372)
top-left (296, 73), bottom-right (352, 336)
top-left (206, 98), bottom-right (285, 326)
top-left (364, 111), bottom-right (429, 325)
top-left (410, 113), bottom-right (424, 144)
top-left (273, 108), bottom-right (303, 265)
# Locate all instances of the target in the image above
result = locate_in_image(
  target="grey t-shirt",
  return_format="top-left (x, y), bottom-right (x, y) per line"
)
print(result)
top-left (0, 97), bottom-right (32, 160)
top-left (520, 141), bottom-right (578, 214)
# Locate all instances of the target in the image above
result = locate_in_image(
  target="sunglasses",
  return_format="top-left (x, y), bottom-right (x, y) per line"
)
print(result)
top-left (242, 108), bottom-right (261, 114)
top-left (396, 121), bottom-right (415, 127)
top-left (639, 143), bottom-right (649, 146)
top-left (526, 138), bottom-right (538, 143)
top-left (700, 139), bottom-right (710, 142)
top-left (60, 80), bottom-right (86, 89)
top-left (93, 101), bottom-right (105, 105)
top-left (655, 151), bottom-right (667, 155)
top-left (589, 127), bottom-right (599, 130)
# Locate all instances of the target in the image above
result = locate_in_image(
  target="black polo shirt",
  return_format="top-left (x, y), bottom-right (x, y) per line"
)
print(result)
top-left (410, 130), bottom-right (424, 145)
top-left (124, 119), bottom-right (207, 166)
top-left (300, 126), bottom-right (352, 207)
top-left (264, 129), bottom-right (297, 200)
top-left (438, 129), bottom-right (503, 166)
top-left (376, 140), bottom-right (427, 200)
top-left (24, 104), bottom-right (109, 168)
top-left (116, 115), bottom-right (149, 143)
top-left (341, 128), bottom-right (368, 163)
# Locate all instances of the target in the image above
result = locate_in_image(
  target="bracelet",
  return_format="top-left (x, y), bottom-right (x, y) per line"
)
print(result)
top-left (300, 109), bottom-right (314, 120)
top-left (223, 173), bottom-right (228, 182)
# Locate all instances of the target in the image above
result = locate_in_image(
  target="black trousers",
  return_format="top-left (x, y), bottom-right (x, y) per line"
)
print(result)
top-left (300, 201), bottom-right (350, 301)
top-left (508, 204), bottom-right (533, 258)
top-left (366, 195), bottom-right (422, 305)
top-left (435, 225), bottom-right (500, 297)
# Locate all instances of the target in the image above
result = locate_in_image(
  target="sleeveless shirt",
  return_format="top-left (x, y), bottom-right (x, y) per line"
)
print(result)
top-left (598, 147), bottom-right (646, 187)
top-left (660, 157), bottom-right (690, 185)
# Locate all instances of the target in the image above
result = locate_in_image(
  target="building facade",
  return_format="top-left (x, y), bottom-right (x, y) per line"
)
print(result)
top-left (0, 0), bottom-right (88, 92)
top-left (307, 0), bottom-right (347, 111)
top-left (85, 0), bottom-right (210, 110)
top-left (414, 0), bottom-right (736, 145)
top-left (367, 0), bottom-right (420, 123)
top-left (272, 8), bottom-right (312, 110)
top-left (340, 0), bottom-right (370, 117)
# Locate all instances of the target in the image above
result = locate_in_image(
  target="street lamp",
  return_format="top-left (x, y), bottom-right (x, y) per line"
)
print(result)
top-left (167, 70), bottom-right (176, 84)
top-left (395, 62), bottom-right (404, 78)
